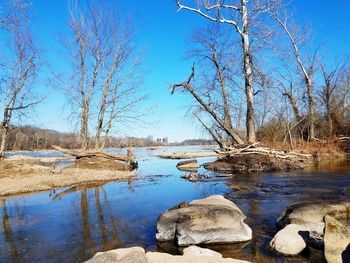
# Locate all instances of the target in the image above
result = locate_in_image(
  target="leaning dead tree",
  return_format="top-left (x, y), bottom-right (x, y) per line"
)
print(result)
top-left (191, 26), bottom-right (244, 146)
top-left (175, 0), bottom-right (278, 143)
top-left (172, 64), bottom-right (244, 145)
top-left (0, 0), bottom-right (43, 158)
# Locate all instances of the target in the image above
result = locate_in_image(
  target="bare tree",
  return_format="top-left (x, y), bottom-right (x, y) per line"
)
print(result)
top-left (65, 0), bottom-right (144, 151)
top-left (66, 1), bottom-right (101, 151)
top-left (320, 60), bottom-right (349, 138)
top-left (175, 0), bottom-right (279, 143)
top-left (0, 0), bottom-right (42, 157)
top-left (172, 64), bottom-right (244, 145)
top-left (94, 21), bottom-right (143, 150)
top-left (271, 8), bottom-right (318, 140)
top-left (176, 25), bottom-right (245, 146)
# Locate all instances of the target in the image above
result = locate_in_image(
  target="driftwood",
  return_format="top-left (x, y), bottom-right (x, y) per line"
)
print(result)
top-left (52, 145), bottom-right (138, 170)
top-left (216, 142), bottom-right (313, 160)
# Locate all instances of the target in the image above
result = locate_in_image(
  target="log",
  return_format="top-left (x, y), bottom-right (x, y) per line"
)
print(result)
top-left (217, 142), bottom-right (313, 161)
top-left (51, 145), bottom-right (138, 170)
top-left (52, 145), bottom-right (129, 162)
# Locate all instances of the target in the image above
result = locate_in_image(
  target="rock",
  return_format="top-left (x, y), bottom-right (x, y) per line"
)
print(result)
top-left (177, 160), bottom-right (198, 172)
top-left (180, 173), bottom-right (210, 181)
top-left (270, 224), bottom-right (308, 255)
top-left (146, 245), bottom-right (250, 263)
top-left (324, 215), bottom-right (350, 263)
top-left (85, 246), bottom-right (251, 263)
top-left (183, 246), bottom-right (223, 257)
top-left (277, 201), bottom-right (350, 239)
top-left (85, 247), bottom-right (147, 263)
top-left (156, 195), bottom-right (252, 246)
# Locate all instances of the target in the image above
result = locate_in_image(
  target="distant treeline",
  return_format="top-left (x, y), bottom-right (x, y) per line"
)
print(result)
top-left (0, 125), bottom-right (214, 151)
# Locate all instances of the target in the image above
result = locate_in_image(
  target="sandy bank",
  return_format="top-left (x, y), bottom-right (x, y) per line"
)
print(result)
top-left (158, 150), bottom-right (217, 159)
top-left (0, 158), bottom-right (136, 197)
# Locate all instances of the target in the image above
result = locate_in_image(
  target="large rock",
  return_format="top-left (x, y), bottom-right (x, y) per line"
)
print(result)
top-left (324, 215), bottom-right (350, 263)
top-left (85, 247), bottom-right (147, 263)
top-left (156, 195), bottom-right (252, 246)
top-left (85, 246), bottom-right (251, 263)
top-left (277, 201), bottom-right (350, 239)
top-left (146, 245), bottom-right (250, 263)
top-left (176, 160), bottom-right (198, 172)
top-left (270, 224), bottom-right (308, 255)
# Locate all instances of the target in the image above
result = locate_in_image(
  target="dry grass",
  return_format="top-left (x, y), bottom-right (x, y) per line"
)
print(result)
top-left (263, 139), bottom-right (345, 156)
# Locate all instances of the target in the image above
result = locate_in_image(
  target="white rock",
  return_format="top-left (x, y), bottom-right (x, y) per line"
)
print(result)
top-left (156, 195), bottom-right (252, 245)
top-left (270, 224), bottom-right (307, 255)
top-left (85, 247), bottom-right (147, 263)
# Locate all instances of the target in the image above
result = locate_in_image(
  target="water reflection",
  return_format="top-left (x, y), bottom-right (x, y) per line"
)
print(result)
top-left (0, 147), bottom-right (349, 263)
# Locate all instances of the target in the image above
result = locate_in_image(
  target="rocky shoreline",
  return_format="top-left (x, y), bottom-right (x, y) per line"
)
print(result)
top-left (84, 195), bottom-right (350, 263)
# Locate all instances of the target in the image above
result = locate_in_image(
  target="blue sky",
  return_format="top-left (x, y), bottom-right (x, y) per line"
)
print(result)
top-left (12, 0), bottom-right (350, 142)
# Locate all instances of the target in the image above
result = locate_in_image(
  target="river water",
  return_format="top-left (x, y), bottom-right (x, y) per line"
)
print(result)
top-left (1, 146), bottom-right (350, 263)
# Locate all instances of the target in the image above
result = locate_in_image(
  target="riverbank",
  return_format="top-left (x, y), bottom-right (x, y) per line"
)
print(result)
top-left (203, 142), bottom-right (348, 173)
top-left (0, 157), bottom-right (136, 197)
top-left (1, 146), bottom-right (350, 262)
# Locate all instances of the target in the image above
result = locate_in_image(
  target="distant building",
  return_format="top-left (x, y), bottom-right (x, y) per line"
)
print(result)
top-left (162, 137), bottom-right (168, 144)
top-left (156, 138), bottom-right (162, 143)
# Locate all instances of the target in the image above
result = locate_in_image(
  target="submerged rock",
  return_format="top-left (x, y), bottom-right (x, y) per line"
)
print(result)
top-left (324, 215), bottom-right (350, 263)
top-left (180, 173), bottom-right (210, 181)
top-left (85, 246), bottom-right (251, 263)
top-left (156, 195), bottom-right (252, 246)
top-left (270, 224), bottom-right (308, 255)
top-left (176, 160), bottom-right (198, 172)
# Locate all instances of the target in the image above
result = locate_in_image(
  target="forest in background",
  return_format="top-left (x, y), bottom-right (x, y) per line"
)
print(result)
top-left (1, 125), bottom-right (214, 151)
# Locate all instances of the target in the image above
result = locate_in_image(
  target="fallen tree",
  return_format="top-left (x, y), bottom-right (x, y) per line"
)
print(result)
top-left (52, 145), bottom-right (138, 171)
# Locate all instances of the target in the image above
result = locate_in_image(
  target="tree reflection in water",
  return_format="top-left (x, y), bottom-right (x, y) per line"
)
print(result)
top-left (51, 183), bottom-right (123, 260)
top-left (1, 199), bottom-right (25, 263)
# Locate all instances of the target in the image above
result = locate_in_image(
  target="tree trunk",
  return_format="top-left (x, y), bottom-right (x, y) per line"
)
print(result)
top-left (283, 92), bottom-right (302, 122)
top-left (212, 51), bottom-right (232, 128)
top-left (241, 0), bottom-right (256, 143)
top-left (80, 105), bottom-right (89, 151)
top-left (0, 125), bottom-right (8, 158)
top-left (186, 84), bottom-right (244, 144)
top-left (306, 80), bottom-right (315, 140)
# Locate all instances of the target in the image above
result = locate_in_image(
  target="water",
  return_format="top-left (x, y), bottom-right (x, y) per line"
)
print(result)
top-left (0, 147), bottom-right (349, 263)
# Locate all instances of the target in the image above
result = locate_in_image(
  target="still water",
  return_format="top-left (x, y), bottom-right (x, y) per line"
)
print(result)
top-left (1, 146), bottom-right (350, 263)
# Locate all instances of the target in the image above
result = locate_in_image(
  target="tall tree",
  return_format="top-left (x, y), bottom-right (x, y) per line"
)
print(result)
top-left (0, 0), bottom-right (41, 157)
top-left (66, 0), bottom-right (144, 151)
top-left (175, 0), bottom-right (277, 143)
top-left (271, 8), bottom-right (318, 140)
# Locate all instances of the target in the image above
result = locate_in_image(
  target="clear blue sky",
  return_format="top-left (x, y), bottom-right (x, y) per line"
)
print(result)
top-left (18, 0), bottom-right (350, 142)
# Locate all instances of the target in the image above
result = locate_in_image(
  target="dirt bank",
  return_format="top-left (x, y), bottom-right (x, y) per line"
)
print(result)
top-left (204, 151), bottom-right (348, 173)
top-left (0, 158), bottom-right (136, 197)
top-left (204, 154), bottom-right (310, 173)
